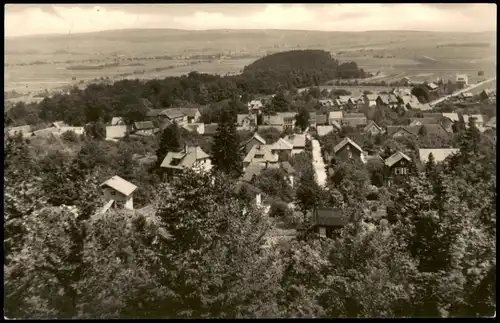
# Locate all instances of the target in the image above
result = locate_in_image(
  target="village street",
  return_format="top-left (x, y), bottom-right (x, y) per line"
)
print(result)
top-left (429, 77), bottom-right (496, 106)
top-left (311, 139), bottom-right (327, 187)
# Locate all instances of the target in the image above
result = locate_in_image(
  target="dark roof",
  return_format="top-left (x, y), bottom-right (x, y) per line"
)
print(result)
top-left (134, 121), bottom-right (156, 130)
top-left (314, 208), bottom-right (347, 227)
top-left (316, 115), bottom-right (328, 125)
top-left (409, 117), bottom-right (440, 125)
top-left (203, 123), bottom-right (219, 135)
top-left (146, 109), bottom-right (164, 117)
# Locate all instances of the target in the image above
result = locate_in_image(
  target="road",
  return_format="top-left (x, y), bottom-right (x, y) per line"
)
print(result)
top-left (429, 77), bottom-right (496, 106)
top-left (311, 139), bottom-right (327, 187)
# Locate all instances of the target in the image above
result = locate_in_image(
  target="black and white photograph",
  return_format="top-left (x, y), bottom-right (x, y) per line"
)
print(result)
top-left (4, 3), bottom-right (496, 318)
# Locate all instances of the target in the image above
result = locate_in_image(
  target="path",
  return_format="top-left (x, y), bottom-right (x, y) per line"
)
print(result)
top-left (429, 77), bottom-right (496, 106)
top-left (311, 139), bottom-right (327, 187)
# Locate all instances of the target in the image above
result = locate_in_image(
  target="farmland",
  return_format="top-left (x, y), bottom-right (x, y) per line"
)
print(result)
top-left (4, 29), bottom-right (496, 101)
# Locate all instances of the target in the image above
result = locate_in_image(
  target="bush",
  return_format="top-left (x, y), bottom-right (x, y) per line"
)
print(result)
top-left (269, 200), bottom-right (291, 218)
top-left (60, 130), bottom-right (79, 143)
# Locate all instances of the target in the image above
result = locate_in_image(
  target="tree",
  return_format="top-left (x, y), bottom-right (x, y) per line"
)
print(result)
top-left (84, 121), bottom-right (106, 140)
top-left (254, 168), bottom-right (294, 203)
top-left (296, 165), bottom-right (322, 220)
top-left (425, 153), bottom-right (436, 176)
top-left (271, 92), bottom-right (289, 112)
top-left (418, 125), bottom-right (428, 136)
top-left (211, 109), bottom-right (243, 178)
top-left (295, 106), bottom-right (310, 131)
top-left (155, 123), bottom-right (183, 167)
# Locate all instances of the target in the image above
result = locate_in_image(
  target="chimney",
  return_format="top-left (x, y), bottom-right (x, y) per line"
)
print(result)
top-left (184, 144), bottom-right (188, 153)
top-left (256, 193), bottom-right (262, 206)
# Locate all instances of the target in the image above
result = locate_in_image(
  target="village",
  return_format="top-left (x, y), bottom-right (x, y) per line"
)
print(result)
top-left (5, 72), bottom-right (497, 244)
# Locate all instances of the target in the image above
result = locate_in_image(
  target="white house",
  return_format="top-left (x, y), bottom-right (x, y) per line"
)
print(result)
top-left (100, 175), bottom-right (138, 211)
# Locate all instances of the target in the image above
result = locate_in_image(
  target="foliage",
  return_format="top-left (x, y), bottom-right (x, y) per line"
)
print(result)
top-left (211, 109), bottom-right (243, 178)
top-left (295, 106), bottom-right (310, 131)
top-left (296, 164), bottom-right (322, 218)
top-left (156, 123), bottom-right (183, 167)
top-left (258, 127), bottom-right (282, 144)
top-left (253, 168), bottom-right (294, 203)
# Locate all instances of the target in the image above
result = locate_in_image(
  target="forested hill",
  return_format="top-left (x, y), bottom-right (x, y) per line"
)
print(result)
top-left (243, 49), bottom-right (366, 84)
top-left (5, 50), bottom-right (368, 127)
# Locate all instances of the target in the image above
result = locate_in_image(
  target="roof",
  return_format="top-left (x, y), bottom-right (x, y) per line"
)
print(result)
top-left (6, 125), bottom-right (32, 136)
top-left (419, 148), bottom-right (460, 163)
top-left (182, 124), bottom-right (199, 132)
top-left (378, 94), bottom-right (399, 104)
top-left (163, 108), bottom-right (186, 120)
top-left (110, 117), bottom-right (124, 125)
top-left (248, 100), bottom-right (263, 107)
top-left (106, 125), bottom-right (128, 139)
top-left (317, 125), bottom-right (334, 137)
top-left (316, 115), bottom-right (328, 125)
top-left (414, 103), bottom-right (432, 111)
top-left (32, 127), bottom-right (58, 137)
top-left (52, 121), bottom-right (68, 129)
top-left (338, 96), bottom-right (352, 104)
top-left (134, 121), bottom-right (156, 130)
top-left (280, 161), bottom-right (295, 175)
top-left (442, 113), bottom-right (460, 122)
top-left (331, 120), bottom-right (342, 130)
top-left (243, 132), bottom-right (267, 146)
top-left (241, 163), bottom-right (266, 182)
top-left (456, 73), bottom-right (468, 80)
top-left (385, 151), bottom-right (412, 167)
top-left (328, 111), bottom-right (343, 120)
top-left (314, 208), bottom-right (346, 227)
top-left (176, 108), bottom-right (200, 118)
top-left (237, 114), bottom-right (257, 125)
top-left (263, 115), bottom-right (284, 125)
top-left (146, 109), bottom-right (164, 117)
top-left (243, 144), bottom-right (279, 164)
top-left (386, 126), bottom-right (418, 137)
top-left (141, 98), bottom-right (153, 109)
top-left (401, 95), bottom-right (420, 107)
top-left (333, 137), bottom-right (363, 154)
top-left (409, 117), bottom-right (441, 125)
top-left (284, 134), bottom-right (306, 148)
top-left (59, 126), bottom-right (84, 135)
top-left (463, 114), bottom-right (485, 124)
top-left (363, 120), bottom-right (382, 132)
top-left (160, 146), bottom-right (210, 169)
top-left (203, 123), bottom-right (219, 135)
top-left (461, 92), bottom-right (473, 98)
top-left (426, 82), bottom-right (439, 90)
top-left (485, 116), bottom-right (496, 128)
top-left (319, 99), bottom-right (334, 106)
top-left (100, 175), bottom-right (138, 196)
top-left (343, 113), bottom-right (367, 126)
top-left (365, 94), bottom-right (378, 101)
top-left (276, 112), bottom-right (297, 119)
top-left (271, 138), bottom-right (293, 150)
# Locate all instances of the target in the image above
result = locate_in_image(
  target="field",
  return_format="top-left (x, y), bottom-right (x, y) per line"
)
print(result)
top-left (4, 29), bottom-right (497, 101)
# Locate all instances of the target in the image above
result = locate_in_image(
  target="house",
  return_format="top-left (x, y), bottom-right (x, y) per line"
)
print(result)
top-left (425, 82), bottom-right (439, 92)
top-left (424, 112), bottom-right (458, 131)
top-left (160, 145), bottom-right (212, 176)
top-left (6, 125), bottom-right (32, 137)
top-left (485, 116), bottom-right (496, 129)
top-left (363, 94), bottom-right (378, 108)
top-left (419, 148), bottom-right (460, 164)
top-left (479, 89), bottom-right (496, 101)
top-left (392, 88), bottom-right (412, 99)
top-left (132, 121), bottom-right (159, 136)
top-left (328, 111), bottom-right (343, 125)
top-left (399, 95), bottom-right (421, 110)
top-left (408, 117), bottom-right (441, 127)
top-left (461, 92), bottom-right (474, 99)
top-left (284, 134), bottom-right (306, 155)
top-left (386, 126), bottom-right (417, 138)
top-left (462, 114), bottom-right (485, 128)
top-left (270, 138), bottom-right (293, 160)
top-left (31, 127), bottom-right (58, 138)
top-left (376, 94), bottom-right (399, 109)
top-left (316, 114), bottom-right (328, 126)
top-left (456, 74), bottom-right (468, 89)
top-left (100, 175), bottom-right (138, 211)
top-left (318, 99), bottom-right (334, 108)
top-left (243, 144), bottom-right (279, 168)
top-left (309, 111), bottom-right (317, 128)
top-left (312, 208), bottom-right (347, 238)
top-left (163, 108), bottom-right (188, 126)
top-left (241, 161), bottom-right (296, 188)
top-left (58, 126), bottom-right (85, 135)
top-left (400, 77), bottom-right (412, 86)
top-left (277, 112), bottom-right (297, 131)
top-left (342, 113), bottom-right (368, 127)
top-left (441, 113), bottom-right (460, 123)
top-left (413, 103), bottom-right (432, 111)
top-left (202, 123), bottom-right (219, 136)
top-left (333, 137), bottom-right (365, 164)
top-left (363, 120), bottom-right (384, 135)
top-left (110, 117), bottom-right (126, 126)
top-left (240, 132), bottom-right (267, 155)
top-left (183, 123), bottom-right (205, 135)
top-left (177, 108), bottom-right (201, 124)
top-left (331, 120), bottom-right (342, 132)
top-left (482, 128), bottom-right (496, 144)
top-left (237, 114), bottom-right (258, 131)
top-left (260, 115), bottom-right (284, 132)
top-left (106, 125), bottom-right (128, 140)
top-left (248, 100), bottom-right (263, 114)
top-left (51, 121), bottom-right (68, 129)
top-left (316, 125), bottom-right (335, 137)
top-left (384, 151), bottom-right (413, 187)
top-left (337, 96), bottom-right (352, 109)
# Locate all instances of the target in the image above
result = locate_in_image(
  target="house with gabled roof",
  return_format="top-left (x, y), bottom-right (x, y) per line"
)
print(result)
top-left (6, 125), bottom-right (32, 137)
top-left (110, 117), bottom-right (126, 126)
top-left (106, 125), bottom-right (128, 140)
top-left (100, 175), bottom-right (138, 211)
top-left (376, 94), bottom-right (399, 109)
top-left (363, 120), bottom-right (384, 135)
top-left (418, 148), bottom-right (459, 164)
top-left (176, 108), bottom-right (201, 124)
top-left (408, 117), bottom-right (441, 127)
top-left (485, 116), bottom-right (496, 129)
top-left (237, 114), bottom-right (258, 131)
top-left (270, 137), bottom-right (294, 159)
top-left (384, 151), bottom-right (413, 187)
top-left (386, 125), bottom-right (418, 138)
top-left (132, 121), bottom-right (159, 136)
top-left (328, 111), bottom-right (343, 125)
top-left (399, 95), bottom-right (421, 110)
top-left (260, 115), bottom-right (284, 132)
top-left (319, 99), bottom-right (334, 108)
top-left (425, 82), bottom-right (439, 92)
top-left (241, 161), bottom-right (296, 188)
top-left (248, 100), bottom-right (264, 114)
top-left (316, 114), bottom-right (328, 126)
top-left (363, 94), bottom-right (378, 108)
top-left (163, 108), bottom-right (188, 125)
top-left (277, 112), bottom-right (297, 131)
top-left (284, 134), bottom-right (306, 155)
top-left (462, 114), bottom-right (485, 128)
top-left (333, 137), bottom-right (365, 164)
top-left (243, 144), bottom-right (279, 168)
top-left (51, 121), bottom-right (68, 129)
top-left (312, 208), bottom-right (347, 238)
top-left (240, 132), bottom-right (267, 155)
top-left (160, 145), bottom-right (212, 176)
top-left (317, 125), bottom-right (335, 137)
top-left (479, 89), bottom-right (496, 101)
top-left (343, 113), bottom-right (367, 127)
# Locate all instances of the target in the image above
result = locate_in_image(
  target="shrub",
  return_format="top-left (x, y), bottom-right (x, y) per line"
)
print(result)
top-left (269, 200), bottom-right (291, 218)
top-left (60, 130), bottom-right (79, 143)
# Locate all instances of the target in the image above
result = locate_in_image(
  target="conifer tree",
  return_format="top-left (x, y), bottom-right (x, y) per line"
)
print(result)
top-left (156, 122), bottom-right (183, 167)
top-left (211, 108), bottom-right (242, 178)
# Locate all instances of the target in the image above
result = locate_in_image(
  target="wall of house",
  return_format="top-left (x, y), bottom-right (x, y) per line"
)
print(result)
top-left (291, 148), bottom-right (305, 156)
top-left (102, 187), bottom-right (134, 210)
top-left (389, 159), bottom-right (411, 177)
top-left (335, 144), bottom-right (362, 163)
top-left (244, 138), bottom-right (262, 155)
top-left (366, 125), bottom-right (381, 135)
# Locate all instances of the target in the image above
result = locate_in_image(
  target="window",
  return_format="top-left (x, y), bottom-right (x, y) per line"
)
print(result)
top-left (171, 158), bottom-right (182, 166)
top-left (254, 154), bottom-right (264, 159)
top-left (319, 227), bottom-right (327, 237)
top-left (348, 152), bottom-right (353, 159)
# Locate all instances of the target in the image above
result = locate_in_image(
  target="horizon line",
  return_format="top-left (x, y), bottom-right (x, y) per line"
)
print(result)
top-left (6, 27), bottom-right (496, 39)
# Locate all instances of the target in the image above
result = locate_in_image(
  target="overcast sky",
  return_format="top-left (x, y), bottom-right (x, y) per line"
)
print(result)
top-left (5, 3), bottom-right (497, 37)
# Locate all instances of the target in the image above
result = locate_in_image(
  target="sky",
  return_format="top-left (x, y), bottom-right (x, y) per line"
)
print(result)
top-left (4, 3), bottom-right (497, 37)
